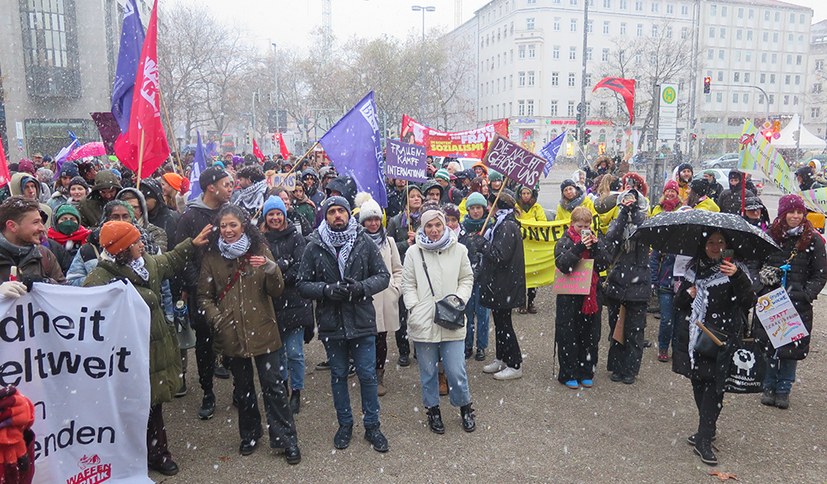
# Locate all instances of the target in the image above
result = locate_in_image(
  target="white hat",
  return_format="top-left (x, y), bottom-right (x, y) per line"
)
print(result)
top-left (359, 199), bottom-right (382, 222)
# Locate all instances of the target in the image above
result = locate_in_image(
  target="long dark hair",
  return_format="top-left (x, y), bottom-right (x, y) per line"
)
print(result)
top-left (769, 215), bottom-right (814, 252)
top-left (207, 204), bottom-right (265, 255)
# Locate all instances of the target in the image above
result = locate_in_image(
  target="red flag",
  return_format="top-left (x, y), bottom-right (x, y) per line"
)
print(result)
top-left (252, 139), bottom-right (265, 161)
top-left (593, 77), bottom-right (636, 126)
top-left (275, 133), bottom-right (290, 159)
top-left (0, 141), bottom-right (10, 187)
top-left (114, 0), bottom-right (169, 179)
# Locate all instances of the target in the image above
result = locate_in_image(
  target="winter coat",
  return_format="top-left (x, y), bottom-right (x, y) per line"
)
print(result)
top-left (458, 223), bottom-right (487, 277)
top-left (717, 187), bottom-right (755, 215)
top-left (603, 203), bottom-right (651, 302)
top-left (694, 197), bottom-right (720, 212)
top-left (372, 235), bottom-right (403, 333)
top-left (517, 202), bottom-right (547, 222)
top-left (171, 196), bottom-right (222, 290)
top-left (293, 198), bottom-right (316, 230)
top-left (83, 240), bottom-right (193, 405)
top-left (148, 200), bottom-right (180, 246)
top-left (385, 186), bottom-right (406, 219)
top-left (386, 210), bottom-right (417, 261)
top-left (264, 225), bottom-right (313, 333)
top-left (554, 229), bottom-right (611, 325)
top-left (478, 211), bottom-right (526, 309)
top-left (672, 263), bottom-right (755, 381)
top-left (401, 231), bottom-right (474, 343)
top-left (296, 227), bottom-right (391, 341)
top-left (198, 244), bottom-right (285, 358)
top-left (77, 171), bottom-right (121, 227)
top-left (0, 234), bottom-right (65, 283)
top-left (8, 172), bottom-right (53, 226)
top-left (753, 231), bottom-right (827, 360)
top-left (117, 188), bottom-right (168, 252)
top-left (554, 193), bottom-right (596, 222)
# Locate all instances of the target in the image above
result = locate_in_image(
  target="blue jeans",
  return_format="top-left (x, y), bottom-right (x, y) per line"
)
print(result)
top-left (414, 340), bottom-right (472, 408)
top-left (278, 327), bottom-right (305, 391)
top-left (658, 289), bottom-right (675, 352)
top-left (464, 286), bottom-right (489, 351)
top-left (764, 356), bottom-right (798, 395)
top-left (323, 335), bottom-right (380, 427)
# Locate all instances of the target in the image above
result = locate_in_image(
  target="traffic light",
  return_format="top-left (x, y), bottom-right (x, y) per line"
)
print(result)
top-left (583, 129), bottom-right (592, 144)
top-left (703, 77), bottom-right (711, 94)
top-left (245, 133), bottom-right (251, 145)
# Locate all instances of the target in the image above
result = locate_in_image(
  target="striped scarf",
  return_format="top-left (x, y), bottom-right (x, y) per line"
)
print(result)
top-left (318, 217), bottom-right (358, 278)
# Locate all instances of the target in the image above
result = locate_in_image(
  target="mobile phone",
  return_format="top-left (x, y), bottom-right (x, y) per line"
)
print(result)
top-left (581, 229), bottom-right (591, 238)
top-left (722, 249), bottom-right (734, 262)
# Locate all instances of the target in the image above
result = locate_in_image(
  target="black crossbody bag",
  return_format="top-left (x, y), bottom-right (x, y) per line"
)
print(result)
top-left (419, 248), bottom-right (466, 330)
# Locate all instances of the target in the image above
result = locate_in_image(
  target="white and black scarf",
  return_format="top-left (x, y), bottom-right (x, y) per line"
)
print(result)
top-left (218, 234), bottom-right (251, 260)
top-left (483, 209), bottom-right (512, 242)
top-left (232, 180), bottom-right (268, 212)
top-left (367, 227), bottom-right (386, 248)
top-left (128, 256), bottom-right (150, 282)
top-left (417, 226), bottom-right (452, 252)
top-left (318, 217), bottom-right (358, 278)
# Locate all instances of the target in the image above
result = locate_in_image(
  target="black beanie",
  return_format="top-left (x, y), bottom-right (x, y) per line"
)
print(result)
top-left (690, 178), bottom-right (709, 197)
top-left (199, 166), bottom-right (230, 191)
top-left (560, 179), bottom-right (577, 193)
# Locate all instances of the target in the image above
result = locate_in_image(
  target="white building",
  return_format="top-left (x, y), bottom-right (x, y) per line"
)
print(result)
top-left (443, 0), bottom-right (814, 157)
top-left (803, 19), bottom-right (827, 141)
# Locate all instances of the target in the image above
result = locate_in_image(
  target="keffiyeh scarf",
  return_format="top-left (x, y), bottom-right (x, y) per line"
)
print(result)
top-left (318, 217), bottom-right (358, 278)
top-left (483, 209), bottom-right (512, 242)
top-left (218, 234), bottom-right (251, 260)
top-left (417, 226), bottom-right (452, 252)
top-left (129, 256), bottom-right (150, 281)
top-left (232, 180), bottom-right (268, 212)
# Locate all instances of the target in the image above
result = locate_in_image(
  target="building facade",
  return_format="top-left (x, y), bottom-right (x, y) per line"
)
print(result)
top-left (0, 0), bottom-right (149, 163)
top-left (443, 0), bottom-right (815, 158)
top-left (804, 19), bottom-right (827, 140)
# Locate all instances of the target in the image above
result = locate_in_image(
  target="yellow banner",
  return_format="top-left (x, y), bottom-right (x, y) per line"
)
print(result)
top-left (521, 216), bottom-right (600, 288)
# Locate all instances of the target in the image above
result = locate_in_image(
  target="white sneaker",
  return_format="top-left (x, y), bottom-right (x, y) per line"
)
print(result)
top-left (482, 359), bottom-right (507, 374)
top-left (493, 367), bottom-right (523, 380)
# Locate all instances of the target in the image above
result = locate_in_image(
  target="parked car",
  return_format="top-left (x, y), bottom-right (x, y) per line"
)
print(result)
top-left (700, 153), bottom-right (739, 169)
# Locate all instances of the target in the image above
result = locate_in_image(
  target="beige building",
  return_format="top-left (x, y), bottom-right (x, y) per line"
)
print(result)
top-left (0, 0), bottom-right (149, 163)
top-left (803, 19), bottom-right (827, 142)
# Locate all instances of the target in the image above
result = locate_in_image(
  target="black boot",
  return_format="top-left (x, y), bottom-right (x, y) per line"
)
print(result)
top-left (290, 390), bottom-right (301, 414)
top-left (460, 403), bottom-right (476, 433)
top-left (364, 424), bottom-right (389, 453)
top-left (760, 389), bottom-right (776, 407)
top-left (333, 424), bottom-right (353, 450)
top-left (198, 392), bottom-right (215, 420)
top-left (694, 437), bottom-right (718, 466)
top-left (775, 393), bottom-right (790, 409)
top-left (426, 406), bottom-right (445, 434)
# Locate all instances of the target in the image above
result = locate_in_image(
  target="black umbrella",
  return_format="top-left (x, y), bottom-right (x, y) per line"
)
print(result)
top-left (631, 209), bottom-right (780, 260)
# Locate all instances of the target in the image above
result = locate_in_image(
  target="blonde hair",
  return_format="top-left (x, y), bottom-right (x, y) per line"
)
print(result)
top-left (596, 175), bottom-right (618, 198)
top-left (570, 206), bottom-right (592, 225)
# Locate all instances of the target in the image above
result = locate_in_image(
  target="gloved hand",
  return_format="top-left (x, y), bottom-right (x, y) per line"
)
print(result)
top-left (0, 388), bottom-right (35, 466)
top-left (343, 277), bottom-right (365, 299)
top-left (276, 258), bottom-right (291, 272)
top-left (19, 276), bottom-right (46, 293)
top-left (303, 325), bottom-right (315, 344)
top-left (0, 281), bottom-right (27, 299)
top-left (323, 283), bottom-right (349, 301)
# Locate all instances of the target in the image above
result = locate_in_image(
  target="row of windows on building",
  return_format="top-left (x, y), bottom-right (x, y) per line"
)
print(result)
top-left (708, 4), bottom-right (809, 26)
top-left (482, 0), bottom-right (694, 26)
top-left (707, 27), bottom-right (808, 46)
top-left (704, 70), bottom-right (808, 88)
top-left (484, 43), bottom-right (674, 71)
top-left (481, 71), bottom-right (593, 94)
top-left (705, 92), bottom-right (803, 107)
top-left (483, 17), bottom-right (690, 44)
top-left (706, 48), bottom-right (806, 67)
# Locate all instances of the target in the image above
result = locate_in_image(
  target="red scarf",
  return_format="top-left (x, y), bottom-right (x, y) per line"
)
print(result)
top-left (659, 196), bottom-right (681, 213)
top-left (566, 225), bottom-right (599, 315)
top-left (47, 226), bottom-right (91, 246)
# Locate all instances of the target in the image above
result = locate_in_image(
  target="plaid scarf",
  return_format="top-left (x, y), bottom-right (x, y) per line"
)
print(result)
top-left (318, 217), bottom-right (358, 278)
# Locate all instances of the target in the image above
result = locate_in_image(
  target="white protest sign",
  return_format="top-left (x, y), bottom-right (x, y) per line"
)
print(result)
top-left (755, 287), bottom-right (809, 349)
top-left (0, 282), bottom-right (153, 484)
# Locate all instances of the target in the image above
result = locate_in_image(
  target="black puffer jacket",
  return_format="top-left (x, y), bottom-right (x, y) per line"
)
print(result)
top-left (171, 197), bottom-right (223, 290)
top-left (458, 226), bottom-right (487, 278)
top-left (297, 226), bottom-right (390, 341)
top-left (478, 211), bottom-right (526, 309)
top-left (753, 230), bottom-right (827, 360)
top-left (673, 261), bottom-right (755, 380)
top-left (554, 229), bottom-right (611, 305)
top-left (603, 203), bottom-right (651, 302)
top-left (386, 210), bottom-right (418, 261)
top-left (717, 187), bottom-right (755, 215)
top-left (264, 225), bottom-right (313, 333)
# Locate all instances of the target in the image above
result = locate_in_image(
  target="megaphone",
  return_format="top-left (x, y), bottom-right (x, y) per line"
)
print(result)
top-left (174, 300), bottom-right (196, 350)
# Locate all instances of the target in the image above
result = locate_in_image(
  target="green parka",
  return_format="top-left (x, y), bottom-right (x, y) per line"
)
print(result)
top-left (83, 240), bottom-right (193, 406)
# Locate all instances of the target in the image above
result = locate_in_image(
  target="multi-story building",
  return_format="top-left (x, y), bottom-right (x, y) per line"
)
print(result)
top-left (0, 0), bottom-right (150, 163)
top-left (443, 0), bottom-right (815, 157)
top-left (803, 19), bottom-right (827, 140)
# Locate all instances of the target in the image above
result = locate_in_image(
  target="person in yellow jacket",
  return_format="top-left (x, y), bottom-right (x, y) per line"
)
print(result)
top-left (674, 163), bottom-right (694, 204)
top-left (516, 185), bottom-right (546, 314)
top-left (555, 179), bottom-right (596, 222)
top-left (687, 179), bottom-right (720, 212)
top-left (650, 179), bottom-right (683, 217)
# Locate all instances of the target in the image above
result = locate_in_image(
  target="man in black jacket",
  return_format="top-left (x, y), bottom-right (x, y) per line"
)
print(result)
top-left (171, 166), bottom-right (232, 420)
top-left (297, 196), bottom-right (391, 453)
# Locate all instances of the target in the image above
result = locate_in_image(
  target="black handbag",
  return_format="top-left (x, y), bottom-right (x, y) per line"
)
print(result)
top-left (723, 320), bottom-right (768, 394)
top-left (419, 248), bottom-right (466, 330)
top-left (694, 324), bottom-right (727, 359)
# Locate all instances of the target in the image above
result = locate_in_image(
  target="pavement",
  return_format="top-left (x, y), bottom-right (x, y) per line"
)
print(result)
top-left (155, 164), bottom-right (823, 483)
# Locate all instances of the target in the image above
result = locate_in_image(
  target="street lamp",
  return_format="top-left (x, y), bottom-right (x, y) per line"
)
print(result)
top-left (411, 5), bottom-right (436, 122)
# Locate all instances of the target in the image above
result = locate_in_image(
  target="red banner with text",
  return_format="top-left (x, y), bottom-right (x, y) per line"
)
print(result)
top-left (400, 115), bottom-right (509, 158)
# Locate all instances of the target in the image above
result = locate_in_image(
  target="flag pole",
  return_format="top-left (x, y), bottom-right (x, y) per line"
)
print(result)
top-left (136, 130), bottom-right (145, 189)
top-left (282, 141), bottom-right (319, 179)
top-left (160, 93), bottom-right (185, 174)
top-left (479, 182), bottom-right (506, 235)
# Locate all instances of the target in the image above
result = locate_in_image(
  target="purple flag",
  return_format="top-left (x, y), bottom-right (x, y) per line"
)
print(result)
top-left (319, 91), bottom-right (387, 207)
top-left (188, 131), bottom-right (207, 200)
top-left (541, 130), bottom-right (567, 177)
top-left (111, 0), bottom-right (145, 132)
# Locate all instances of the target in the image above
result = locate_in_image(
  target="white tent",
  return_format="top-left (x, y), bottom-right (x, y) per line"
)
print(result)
top-left (772, 114), bottom-right (827, 150)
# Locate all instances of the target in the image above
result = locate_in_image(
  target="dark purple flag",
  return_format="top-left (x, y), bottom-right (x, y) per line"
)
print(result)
top-left (111, 0), bottom-right (145, 132)
top-left (90, 112), bottom-right (121, 155)
top-left (319, 91), bottom-right (388, 207)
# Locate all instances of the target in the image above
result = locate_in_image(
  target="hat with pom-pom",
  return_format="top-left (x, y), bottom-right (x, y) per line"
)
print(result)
top-left (777, 194), bottom-right (806, 219)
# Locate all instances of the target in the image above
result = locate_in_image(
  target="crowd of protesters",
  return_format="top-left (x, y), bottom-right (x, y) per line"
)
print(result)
top-left (0, 149), bottom-right (824, 479)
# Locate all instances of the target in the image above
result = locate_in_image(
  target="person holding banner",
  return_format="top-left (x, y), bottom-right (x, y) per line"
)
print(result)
top-left (198, 205), bottom-right (301, 463)
top-left (554, 206), bottom-right (611, 389)
top-left (479, 190), bottom-right (526, 380)
top-left (84, 219), bottom-right (212, 475)
top-left (754, 194), bottom-right (827, 409)
top-left (671, 231), bottom-right (755, 466)
top-left (517, 185), bottom-right (547, 315)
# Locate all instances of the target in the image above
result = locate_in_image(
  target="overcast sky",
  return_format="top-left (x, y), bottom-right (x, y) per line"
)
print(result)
top-left (173, 0), bottom-right (827, 54)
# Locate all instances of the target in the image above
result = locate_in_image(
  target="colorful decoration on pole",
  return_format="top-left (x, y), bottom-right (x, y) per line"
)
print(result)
top-left (384, 139), bottom-right (428, 182)
top-left (400, 115), bottom-right (509, 158)
top-left (592, 77), bottom-right (636, 126)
